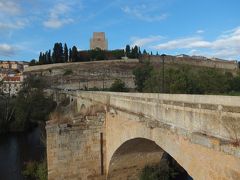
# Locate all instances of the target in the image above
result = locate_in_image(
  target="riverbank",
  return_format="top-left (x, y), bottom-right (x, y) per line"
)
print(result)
top-left (0, 126), bottom-right (46, 180)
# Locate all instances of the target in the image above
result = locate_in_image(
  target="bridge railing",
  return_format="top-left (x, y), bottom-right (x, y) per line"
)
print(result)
top-left (63, 90), bottom-right (240, 143)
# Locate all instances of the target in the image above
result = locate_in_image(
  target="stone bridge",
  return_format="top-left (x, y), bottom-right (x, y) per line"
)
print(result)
top-left (46, 91), bottom-right (240, 180)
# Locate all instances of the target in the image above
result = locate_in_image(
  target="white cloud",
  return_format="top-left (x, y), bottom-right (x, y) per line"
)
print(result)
top-left (153, 37), bottom-right (211, 50)
top-left (0, 1), bottom-right (22, 16)
top-left (122, 4), bottom-right (167, 22)
top-left (196, 30), bottom-right (204, 34)
top-left (0, 0), bottom-right (29, 33)
top-left (43, 3), bottom-right (74, 29)
top-left (0, 20), bottom-right (27, 31)
top-left (151, 26), bottom-right (240, 59)
top-left (43, 18), bottom-right (73, 29)
top-left (131, 35), bottom-right (163, 47)
top-left (0, 44), bottom-right (16, 56)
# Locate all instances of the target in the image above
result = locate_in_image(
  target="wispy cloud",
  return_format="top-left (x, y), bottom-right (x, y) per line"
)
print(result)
top-left (0, 0), bottom-right (22, 16)
top-left (0, 20), bottom-right (27, 31)
top-left (153, 37), bottom-right (211, 50)
top-left (151, 26), bottom-right (240, 59)
top-left (0, 0), bottom-right (29, 33)
top-left (122, 4), bottom-right (168, 22)
top-left (0, 43), bottom-right (17, 57)
top-left (131, 35), bottom-right (164, 47)
top-left (43, 2), bottom-right (76, 29)
top-left (196, 30), bottom-right (205, 34)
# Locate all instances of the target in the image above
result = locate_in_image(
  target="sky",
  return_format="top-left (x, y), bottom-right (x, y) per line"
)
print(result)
top-left (0, 0), bottom-right (239, 61)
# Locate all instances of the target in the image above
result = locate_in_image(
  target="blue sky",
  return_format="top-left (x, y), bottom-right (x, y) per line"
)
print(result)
top-left (0, 0), bottom-right (239, 61)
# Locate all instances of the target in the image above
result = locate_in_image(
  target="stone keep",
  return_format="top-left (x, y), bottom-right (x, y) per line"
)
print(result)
top-left (90, 32), bottom-right (108, 50)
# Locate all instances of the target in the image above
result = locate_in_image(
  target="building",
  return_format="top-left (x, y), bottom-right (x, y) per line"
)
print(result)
top-left (1, 75), bottom-right (23, 96)
top-left (90, 32), bottom-right (108, 50)
top-left (176, 54), bottom-right (189, 58)
top-left (0, 61), bottom-right (10, 69)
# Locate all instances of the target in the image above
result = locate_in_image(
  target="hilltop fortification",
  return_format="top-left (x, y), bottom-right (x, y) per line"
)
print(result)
top-left (140, 55), bottom-right (238, 71)
top-left (24, 56), bottom-right (239, 91)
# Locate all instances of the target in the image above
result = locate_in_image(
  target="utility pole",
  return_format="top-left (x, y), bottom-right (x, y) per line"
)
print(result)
top-left (161, 54), bottom-right (166, 93)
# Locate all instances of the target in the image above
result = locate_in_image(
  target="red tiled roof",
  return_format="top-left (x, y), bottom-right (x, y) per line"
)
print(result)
top-left (4, 76), bottom-right (21, 82)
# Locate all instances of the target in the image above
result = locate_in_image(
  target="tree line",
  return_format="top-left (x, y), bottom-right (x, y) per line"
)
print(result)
top-left (30, 43), bottom-right (145, 66)
top-left (133, 61), bottom-right (240, 95)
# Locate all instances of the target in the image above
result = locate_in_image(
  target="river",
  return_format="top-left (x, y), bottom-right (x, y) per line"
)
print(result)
top-left (0, 127), bottom-right (45, 180)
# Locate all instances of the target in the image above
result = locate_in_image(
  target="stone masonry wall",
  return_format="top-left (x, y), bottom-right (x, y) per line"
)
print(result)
top-left (24, 60), bottom-right (138, 90)
top-left (140, 55), bottom-right (238, 71)
top-left (46, 113), bottom-right (106, 180)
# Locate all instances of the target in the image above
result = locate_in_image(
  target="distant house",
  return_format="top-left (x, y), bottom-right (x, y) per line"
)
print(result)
top-left (191, 55), bottom-right (207, 60)
top-left (0, 61), bottom-right (10, 69)
top-left (1, 75), bottom-right (23, 96)
top-left (176, 54), bottom-right (189, 58)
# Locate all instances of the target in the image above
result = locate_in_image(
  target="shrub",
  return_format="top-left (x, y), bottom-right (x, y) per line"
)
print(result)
top-left (109, 79), bottom-right (128, 92)
top-left (63, 69), bottom-right (73, 76)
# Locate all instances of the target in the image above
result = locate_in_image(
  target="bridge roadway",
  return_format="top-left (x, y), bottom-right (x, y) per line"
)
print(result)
top-left (46, 90), bottom-right (240, 180)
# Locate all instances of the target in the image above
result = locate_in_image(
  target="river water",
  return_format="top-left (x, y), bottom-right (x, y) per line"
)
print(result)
top-left (0, 127), bottom-right (45, 180)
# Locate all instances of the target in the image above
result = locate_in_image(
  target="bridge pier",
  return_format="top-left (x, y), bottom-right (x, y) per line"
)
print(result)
top-left (46, 113), bottom-right (106, 180)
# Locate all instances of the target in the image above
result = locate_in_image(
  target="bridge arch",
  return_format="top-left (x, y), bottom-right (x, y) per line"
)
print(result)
top-left (105, 112), bottom-right (193, 179)
top-left (107, 137), bottom-right (191, 179)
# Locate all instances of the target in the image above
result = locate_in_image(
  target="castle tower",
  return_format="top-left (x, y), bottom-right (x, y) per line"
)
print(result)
top-left (90, 32), bottom-right (108, 50)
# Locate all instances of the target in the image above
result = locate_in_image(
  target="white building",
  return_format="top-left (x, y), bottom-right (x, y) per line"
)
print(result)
top-left (1, 76), bottom-right (23, 96)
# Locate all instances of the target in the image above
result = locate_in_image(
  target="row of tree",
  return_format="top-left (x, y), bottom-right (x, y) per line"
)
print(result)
top-left (30, 43), bottom-right (145, 66)
top-left (133, 61), bottom-right (240, 95)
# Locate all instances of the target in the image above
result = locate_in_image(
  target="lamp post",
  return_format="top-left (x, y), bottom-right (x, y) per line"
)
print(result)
top-left (161, 54), bottom-right (166, 93)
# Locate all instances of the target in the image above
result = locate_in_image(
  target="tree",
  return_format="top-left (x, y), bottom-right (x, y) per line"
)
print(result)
top-left (52, 43), bottom-right (63, 63)
top-left (48, 50), bottom-right (52, 64)
top-left (29, 59), bottom-right (37, 66)
top-left (133, 45), bottom-right (139, 58)
top-left (69, 48), bottom-right (72, 62)
top-left (39, 52), bottom-right (43, 65)
top-left (133, 61), bottom-right (153, 92)
top-left (12, 76), bottom-right (56, 131)
top-left (72, 46), bottom-right (78, 62)
top-left (0, 96), bottom-right (15, 133)
top-left (64, 43), bottom-right (68, 63)
top-left (125, 45), bottom-right (131, 57)
top-left (109, 79), bottom-right (128, 92)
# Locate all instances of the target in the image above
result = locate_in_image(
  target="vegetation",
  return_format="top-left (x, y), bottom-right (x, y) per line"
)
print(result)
top-left (22, 160), bottom-right (47, 180)
top-left (133, 61), bottom-right (153, 92)
top-left (133, 61), bottom-right (240, 95)
top-left (0, 76), bottom-right (56, 133)
top-left (30, 43), bottom-right (142, 66)
top-left (109, 79), bottom-right (128, 92)
top-left (0, 96), bottom-right (15, 134)
top-left (63, 69), bottom-right (73, 76)
top-left (140, 154), bottom-right (191, 180)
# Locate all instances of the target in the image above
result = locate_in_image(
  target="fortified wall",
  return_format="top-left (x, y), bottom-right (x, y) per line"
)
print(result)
top-left (24, 57), bottom-right (239, 91)
top-left (24, 60), bottom-right (138, 90)
top-left (140, 55), bottom-right (238, 71)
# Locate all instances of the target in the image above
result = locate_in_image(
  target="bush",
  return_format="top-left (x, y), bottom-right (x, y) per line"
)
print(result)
top-left (63, 69), bottom-right (73, 76)
top-left (109, 79), bottom-right (128, 92)
top-left (22, 160), bottom-right (47, 180)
